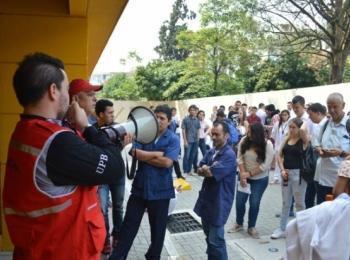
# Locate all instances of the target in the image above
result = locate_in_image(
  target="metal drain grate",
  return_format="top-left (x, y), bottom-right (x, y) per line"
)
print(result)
top-left (167, 212), bottom-right (202, 234)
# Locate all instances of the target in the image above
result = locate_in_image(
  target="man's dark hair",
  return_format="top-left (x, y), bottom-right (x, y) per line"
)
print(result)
top-left (292, 95), bottom-right (305, 106)
top-left (242, 103), bottom-right (247, 107)
top-left (155, 104), bottom-right (172, 121)
top-left (95, 99), bottom-right (113, 116)
top-left (252, 106), bottom-right (258, 110)
top-left (13, 52), bottom-right (65, 106)
top-left (235, 100), bottom-right (241, 104)
top-left (213, 121), bottom-right (229, 134)
top-left (258, 103), bottom-right (265, 108)
top-left (265, 104), bottom-right (276, 112)
top-left (171, 107), bottom-right (177, 112)
top-left (308, 102), bottom-right (327, 115)
top-left (216, 110), bottom-right (226, 118)
top-left (188, 104), bottom-right (197, 111)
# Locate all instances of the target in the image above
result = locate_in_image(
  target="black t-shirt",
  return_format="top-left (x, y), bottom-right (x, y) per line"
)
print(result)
top-left (282, 140), bottom-right (302, 169)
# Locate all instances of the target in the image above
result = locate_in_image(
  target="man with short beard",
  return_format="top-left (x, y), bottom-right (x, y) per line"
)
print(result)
top-left (3, 53), bottom-right (129, 259)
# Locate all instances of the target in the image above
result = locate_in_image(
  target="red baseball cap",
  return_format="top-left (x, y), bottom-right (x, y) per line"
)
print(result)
top-left (69, 79), bottom-right (103, 97)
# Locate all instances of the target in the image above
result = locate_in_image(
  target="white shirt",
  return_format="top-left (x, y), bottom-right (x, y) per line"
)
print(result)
top-left (256, 109), bottom-right (266, 124)
top-left (318, 115), bottom-right (350, 187)
top-left (288, 108), bottom-right (296, 118)
top-left (271, 121), bottom-right (289, 152)
top-left (199, 119), bottom-right (210, 139)
top-left (313, 117), bottom-right (329, 182)
top-left (286, 193), bottom-right (350, 260)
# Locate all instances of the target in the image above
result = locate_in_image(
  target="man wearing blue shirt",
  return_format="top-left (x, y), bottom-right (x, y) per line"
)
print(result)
top-left (194, 121), bottom-right (237, 260)
top-left (111, 104), bottom-right (180, 260)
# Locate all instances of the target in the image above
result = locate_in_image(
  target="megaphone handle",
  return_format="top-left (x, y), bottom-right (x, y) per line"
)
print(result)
top-left (126, 145), bottom-right (137, 180)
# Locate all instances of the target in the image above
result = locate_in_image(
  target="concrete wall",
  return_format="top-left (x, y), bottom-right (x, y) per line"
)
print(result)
top-left (112, 83), bottom-right (350, 123)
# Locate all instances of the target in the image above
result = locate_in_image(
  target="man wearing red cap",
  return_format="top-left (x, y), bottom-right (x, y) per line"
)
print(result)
top-left (69, 78), bottom-right (102, 125)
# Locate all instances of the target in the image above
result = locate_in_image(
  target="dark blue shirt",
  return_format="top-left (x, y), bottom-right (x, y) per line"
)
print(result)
top-left (194, 143), bottom-right (236, 226)
top-left (131, 129), bottom-right (180, 200)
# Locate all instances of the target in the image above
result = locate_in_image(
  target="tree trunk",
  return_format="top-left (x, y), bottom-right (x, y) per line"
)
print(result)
top-left (330, 51), bottom-right (346, 84)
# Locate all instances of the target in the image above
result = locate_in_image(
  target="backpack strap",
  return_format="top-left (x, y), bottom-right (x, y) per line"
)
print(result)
top-left (346, 118), bottom-right (350, 134)
top-left (320, 119), bottom-right (329, 144)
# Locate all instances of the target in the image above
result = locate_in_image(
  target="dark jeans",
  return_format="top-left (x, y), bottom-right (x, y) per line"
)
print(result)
top-left (183, 141), bottom-right (198, 173)
top-left (305, 181), bottom-right (318, 209)
top-left (317, 183), bottom-right (333, 204)
top-left (202, 220), bottom-right (227, 260)
top-left (193, 139), bottom-right (207, 171)
top-left (199, 138), bottom-right (207, 157)
top-left (98, 177), bottom-right (125, 241)
top-left (110, 195), bottom-right (170, 260)
top-left (236, 176), bottom-right (268, 228)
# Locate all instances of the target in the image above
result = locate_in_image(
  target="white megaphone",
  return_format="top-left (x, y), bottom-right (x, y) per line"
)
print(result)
top-left (102, 106), bottom-right (159, 144)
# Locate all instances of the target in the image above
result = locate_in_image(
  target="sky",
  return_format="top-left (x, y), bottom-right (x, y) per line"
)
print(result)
top-left (92, 0), bottom-right (202, 75)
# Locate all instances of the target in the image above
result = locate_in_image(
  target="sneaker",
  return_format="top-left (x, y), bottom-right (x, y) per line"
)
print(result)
top-left (270, 179), bottom-right (280, 184)
top-left (227, 224), bottom-right (243, 233)
top-left (289, 211), bottom-right (295, 217)
top-left (271, 228), bottom-right (286, 239)
top-left (247, 227), bottom-right (260, 239)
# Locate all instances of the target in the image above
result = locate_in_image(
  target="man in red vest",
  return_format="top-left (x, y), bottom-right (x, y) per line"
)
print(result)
top-left (3, 52), bottom-right (130, 259)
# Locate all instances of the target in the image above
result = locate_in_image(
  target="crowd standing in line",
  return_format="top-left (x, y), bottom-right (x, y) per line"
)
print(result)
top-left (4, 52), bottom-right (350, 260)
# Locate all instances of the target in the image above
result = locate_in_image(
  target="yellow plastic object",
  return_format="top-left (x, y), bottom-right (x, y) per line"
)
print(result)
top-left (174, 178), bottom-right (192, 191)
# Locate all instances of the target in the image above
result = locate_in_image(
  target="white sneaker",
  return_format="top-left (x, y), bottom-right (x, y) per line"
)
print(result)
top-left (271, 228), bottom-right (286, 239)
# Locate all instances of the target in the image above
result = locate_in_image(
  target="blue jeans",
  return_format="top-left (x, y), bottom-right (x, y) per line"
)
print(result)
top-left (183, 141), bottom-right (198, 173)
top-left (98, 177), bottom-right (125, 240)
top-left (202, 220), bottom-right (227, 260)
top-left (235, 176), bottom-right (268, 228)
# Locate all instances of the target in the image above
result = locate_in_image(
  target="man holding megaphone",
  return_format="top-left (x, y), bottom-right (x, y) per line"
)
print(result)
top-left (110, 104), bottom-right (180, 260)
top-left (3, 53), bottom-right (130, 260)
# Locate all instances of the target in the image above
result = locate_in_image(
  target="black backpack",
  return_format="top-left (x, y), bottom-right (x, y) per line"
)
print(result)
top-left (298, 140), bottom-right (317, 183)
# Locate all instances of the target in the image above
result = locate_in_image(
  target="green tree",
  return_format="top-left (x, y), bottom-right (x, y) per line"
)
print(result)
top-left (155, 0), bottom-right (196, 61)
top-left (258, 0), bottom-right (350, 83)
top-left (134, 60), bottom-right (187, 100)
top-left (99, 73), bottom-right (141, 100)
top-left (177, 0), bottom-right (262, 94)
top-left (249, 53), bottom-right (320, 92)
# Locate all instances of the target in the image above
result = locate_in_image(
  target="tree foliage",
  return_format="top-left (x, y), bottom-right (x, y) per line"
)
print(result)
top-left (99, 73), bottom-right (140, 100)
top-left (154, 0), bottom-right (196, 61)
top-left (247, 53), bottom-right (320, 92)
top-left (177, 0), bottom-right (262, 94)
top-left (257, 0), bottom-right (350, 83)
top-left (134, 60), bottom-right (187, 100)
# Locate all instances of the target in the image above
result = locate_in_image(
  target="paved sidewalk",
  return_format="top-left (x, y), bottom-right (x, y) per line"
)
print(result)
top-left (111, 169), bottom-right (289, 260)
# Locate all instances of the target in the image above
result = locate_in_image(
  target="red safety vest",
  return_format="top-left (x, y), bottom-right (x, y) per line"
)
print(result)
top-left (3, 117), bottom-right (105, 260)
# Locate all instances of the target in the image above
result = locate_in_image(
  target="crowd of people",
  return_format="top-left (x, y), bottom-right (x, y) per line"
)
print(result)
top-left (3, 52), bottom-right (350, 260)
